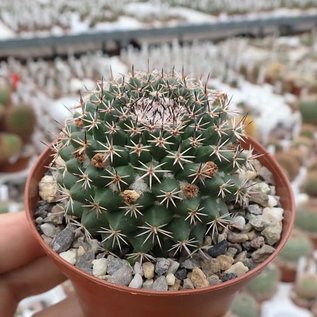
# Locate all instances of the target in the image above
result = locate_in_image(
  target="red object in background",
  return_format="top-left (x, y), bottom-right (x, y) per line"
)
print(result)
top-left (11, 73), bottom-right (20, 89)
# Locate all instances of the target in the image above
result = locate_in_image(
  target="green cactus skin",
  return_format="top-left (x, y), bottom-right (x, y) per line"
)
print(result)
top-left (303, 172), bottom-right (317, 198)
top-left (294, 273), bottom-right (317, 300)
top-left (299, 96), bottom-right (317, 125)
top-left (279, 231), bottom-right (313, 265)
top-left (245, 263), bottom-right (280, 301)
top-left (230, 292), bottom-right (258, 317)
top-left (4, 105), bottom-right (36, 143)
top-left (0, 82), bottom-right (10, 106)
top-left (51, 70), bottom-right (256, 261)
top-left (0, 132), bottom-right (22, 163)
top-left (295, 204), bottom-right (317, 233)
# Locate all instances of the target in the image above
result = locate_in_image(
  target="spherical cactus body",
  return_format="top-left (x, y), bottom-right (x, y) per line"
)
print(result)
top-left (292, 273), bottom-right (317, 309)
top-left (245, 263), bottom-right (280, 301)
top-left (4, 105), bottom-right (36, 143)
top-left (0, 81), bottom-right (11, 106)
top-left (51, 71), bottom-right (256, 261)
top-left (0, 132), bottom-right (22, 163)
top-left (230, 292), bottom-right (259, 317)
top-left (299, 95), bottom-right (317, 125)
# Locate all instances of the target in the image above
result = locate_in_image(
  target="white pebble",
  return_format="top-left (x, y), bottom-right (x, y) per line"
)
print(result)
top-left (143, 262), bottom-right (155, 279)
top-left (129, 274), bottom-right (143, 289)
top-left (92, 258), bottom-right (108, 277)
top-left (39, 175), bottom-right (58, 202)
top-left (60, 249), bottom-right (77, 265)
top-left (166, 273), bottom-right (176, 286)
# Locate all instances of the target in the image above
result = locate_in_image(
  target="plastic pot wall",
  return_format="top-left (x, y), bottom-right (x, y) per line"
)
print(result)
top-left (25, 137), bottom-right (295, 317)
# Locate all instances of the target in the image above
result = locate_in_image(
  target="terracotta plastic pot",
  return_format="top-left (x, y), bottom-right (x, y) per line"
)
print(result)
top-left (25, 137), bottom-right (295, 317)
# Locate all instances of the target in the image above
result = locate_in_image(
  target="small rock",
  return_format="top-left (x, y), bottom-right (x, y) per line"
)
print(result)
top-left (35, 201), bottom-right (51, 218)
top-left (217, 228), bottom-right (228, 242)
top-left (259, 166), bottom-right (274, 184)
top-left (76, 250), bottom-right (94, 274)
top-left (167, 259), bottom-right (180, 274)
top-left (252, 245), bottom-right (275, 263)
top-left (250, 236), bottom-right (265, 249)
top-left (88, 239), bottom-right (101, 255)
top-left (143, 262), bottom-right (155, 279)
top-left (208, 275), bottom-right (221, 286)
top-left (108, 266), bottom-right (133, 286)
top-left (217, 255), bottom-right (234, 271)
top-left (262, 207), bottom-right (284, 223)
top-left (226, 247), bottom-right (238, 258)
top-left (92, 258), bottom-right (107, 277)
top-left (190, 267), bottom-right (209, 289)
top-left (208, 240), bottom-right (228, 257)
top-left (181, 258), bottom-right (199, 270)
top-left (175, 268), bottom-right (187, 280)
top-left (60, 249), bottom-right (77, 265)
top-left (204, 236), bottom-right (212, 246)
top-left (51, 224), bottom-right (75, 253)
top-left (35, 217), bottom-right (44, 225)
top-left (169, 278), bottom-right (181, 291)
top-left (155, 258), bottom-right (170, 276)
top-left (243, 258), bottom-right (257, 270)
top-left (142, 279), bottom-right (154, 289)
top-left (166, 273), bottom-right (176, 286)
top-left (134, 262), bottom-right (143, 276)
top-left (247, 204), bottom-right (263, 215)
top-left (201, 259), bottom-right (221, 276)
top-left (225, 262), bottom-right (249, 277)
top-left (235, 251), bottom-right (247, 263)
top-left (249, 183), bottom-right (270, 206)
top-left (77, 246), bottom-right (86, 257)
top-left (242, 241), bottom-right (252, 252)
top-left (39, 175), bottom-right (58, 202)
top-left (183, 278), bottom-right (194, 289)
top-left (129, 274), bottom-right (143, 289)
top-left (221, 273), bottom-right (237, 282)
top-left (40, 223), bottom-right (57, 238)
top-left (152, 276), bottom-right (168, 291)
top-left (246, 230), bottom-right (257, 241)
top-left (268, 195), bottom-right (279, 207)
top-left (230, 216), bottom-right (246, 231)
top-left (262, 223), bottom-right (282, 246)
top-left (249, 215), bottom-right (266, 231)
top-left (41, 234), bottom-right (52, 245)
top-left (227, 231), bottom-right (249, 243)
top-left (106, 255), bottom-right (126, 275)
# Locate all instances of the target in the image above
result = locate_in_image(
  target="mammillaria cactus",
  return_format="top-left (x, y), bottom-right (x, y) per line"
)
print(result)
top-left (299, 95), bottom-right (317, 125)
top-left (244, 263), bottom-right (280, 301)
top-left (230, 292), bottom-right (259, 317)
top-left (49, 70), bottom-right (260, 261)
top-left (0, 132), bottom-right (22, 163)
top-left (292, 273), bottom-right (317, 309)
top-left (0, 81), bottom-right (11, 106)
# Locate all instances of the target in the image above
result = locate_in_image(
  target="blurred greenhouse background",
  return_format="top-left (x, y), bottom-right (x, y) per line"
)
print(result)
top-left (1, 1), bottom-right (317, 316)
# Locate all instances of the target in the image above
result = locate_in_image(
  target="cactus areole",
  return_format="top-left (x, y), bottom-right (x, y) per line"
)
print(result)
top-left (25, 70), bottom-right (295, 317)
top-left (51, 70), bottom-right (257, 260)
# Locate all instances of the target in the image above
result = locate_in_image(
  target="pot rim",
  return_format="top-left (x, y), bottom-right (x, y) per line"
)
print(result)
top-left (25, 137), bottom-right (295, 297)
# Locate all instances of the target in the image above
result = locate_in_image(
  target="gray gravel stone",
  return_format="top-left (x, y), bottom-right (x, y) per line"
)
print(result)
top-left (252, 245), bottom-right (275, 263)
top-left (181, 258), bottom-right (199, 270)
top-left (153, 276), bottom-right (168, 291)
top-left (133, 262), bottom-right (143, 276)
top-left (76, 250), bottom-right (94, 274)
top-left (167, 259), bottom-right (180, 274)
top-left (247, 204), bottom-right (263, 215)
top-left (129, 273), bottom-right (143, 289)
top-left (106, 255), bottom-right (126, 275)
top-left (175, 268), bottom-right (187, 280)
top-left (40, 223), bottom-right (57, 238)
top-left (142, 279), bottom-right (154, 289)
top-left (108, 266), bottom-right (133, 286)
top-left (225, 262), bottom-right (249, 277)
top-left (262, 223), bottom-right (282, 245)
top-left (51, 224), bottom-right (75, 253)
top-left (208, 240), bottom-right (228, 257)
top-left (155, 258), bottom-right (170, 276)
top-left (208, 275), bottom-right (221, 286)
top-left (227, 231), bottom-right (249, 243)
top-left (183, 278), bottom-right (194, 289)
top-left (230, 216), bottom-right (246, 231)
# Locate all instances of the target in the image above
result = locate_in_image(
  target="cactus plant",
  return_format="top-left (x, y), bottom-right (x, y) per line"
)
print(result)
top-left (275, 151), bottom-right (301, 181)
top-left (299, 95), bottom-right (317, 125)
top-left (230, 292), bottom-right (259, 317)
top-left (4, 105), bottom-right (36, 143)
top-left (295, 202), bottom-right (317, 239)
top-left (0, 81), bottom-right (11, 106)
top-left (245, 263), bottom-right (280, 301)
top-left (292, 273), bottom-right (317, 309)
top-left (0, 132), bottom-right (23, 163)
top-left (279, 231), bottom-right (313, 265)
top-left (49, 70), bottom-right (258, 261)
top-left (303, 172), bottom-right (317, 197)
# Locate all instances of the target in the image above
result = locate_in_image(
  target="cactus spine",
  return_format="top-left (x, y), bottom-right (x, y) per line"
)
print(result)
top-left (51, 70), bottom-right (257, 261)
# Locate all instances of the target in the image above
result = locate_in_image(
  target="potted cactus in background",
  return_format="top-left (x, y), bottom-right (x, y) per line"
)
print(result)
top-left (229, 292), bottom-right (260, 317)
top-left (0, 96), bottom-right (36, 172)
top-left (244, 263), bottom-right (280, 302)
top-left (25, 70), bottom-right (294, 317)
top-left (276, 230), bottom-right (313, 282)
